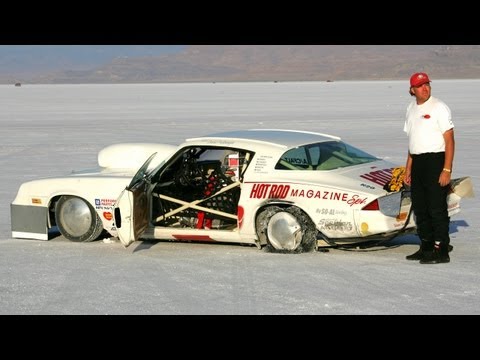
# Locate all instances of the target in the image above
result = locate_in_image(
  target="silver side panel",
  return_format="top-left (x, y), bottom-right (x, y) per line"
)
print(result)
top-left (11, 204), bottom-right (49, 240)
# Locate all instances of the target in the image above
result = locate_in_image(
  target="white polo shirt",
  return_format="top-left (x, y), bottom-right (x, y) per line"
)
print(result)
top-left (403, 96), bottom-right (454, 155)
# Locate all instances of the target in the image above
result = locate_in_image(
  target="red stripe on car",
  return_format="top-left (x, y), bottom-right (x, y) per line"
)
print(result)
top-left (172, 235), bottom-right (214, 242)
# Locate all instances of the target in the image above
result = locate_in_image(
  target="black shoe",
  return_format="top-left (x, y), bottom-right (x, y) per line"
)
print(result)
top-left (419, 248), bottom-right (450, 264)
top-left (448, 244), bottom-right (453, 252)
top-left (406, 248), bottom-right (424, 261)
top-left (406, 239), bottom-right (436, 261)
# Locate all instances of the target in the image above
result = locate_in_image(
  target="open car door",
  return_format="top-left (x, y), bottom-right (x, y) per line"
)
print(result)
top-left (114, 182), bottom-right (149, 247)
top-left (114, 152), bottom-right (159, 247)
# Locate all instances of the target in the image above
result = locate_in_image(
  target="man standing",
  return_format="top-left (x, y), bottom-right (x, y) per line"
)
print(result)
top-left (403, 72), bottom-right (455, 264)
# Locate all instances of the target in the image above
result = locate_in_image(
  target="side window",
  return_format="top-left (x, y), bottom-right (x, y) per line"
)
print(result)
top-left (275, 146), bottom-right (311, 170)
top-left (307, 146), bottom-right (320, 167)
top-left (275, 141), bottom-right (380, 171)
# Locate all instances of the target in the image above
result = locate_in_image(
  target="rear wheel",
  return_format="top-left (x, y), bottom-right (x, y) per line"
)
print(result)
top-left (55, 195), bottom-right (104, 242)
top-left (256, 206), bottom-right (317, 253)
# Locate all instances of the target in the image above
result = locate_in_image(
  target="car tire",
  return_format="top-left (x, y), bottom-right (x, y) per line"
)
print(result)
top-left (256, 206), bottom-right (317, 253)
top-left (55, 195), bottom-right (104, 242)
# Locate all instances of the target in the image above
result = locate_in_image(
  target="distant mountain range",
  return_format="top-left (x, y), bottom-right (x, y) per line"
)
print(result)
top-left (2, 45), bottom-right (480, 84)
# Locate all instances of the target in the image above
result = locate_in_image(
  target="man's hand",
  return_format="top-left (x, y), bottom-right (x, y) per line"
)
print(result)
top-left (439, 170), bottom-right (451, 187)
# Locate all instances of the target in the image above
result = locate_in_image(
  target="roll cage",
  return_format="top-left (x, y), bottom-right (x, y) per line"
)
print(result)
top-left (149, 146), bottom-right (254, 230)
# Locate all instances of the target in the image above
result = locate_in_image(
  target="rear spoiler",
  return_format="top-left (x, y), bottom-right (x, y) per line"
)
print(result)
top-left (451, 176), bottom-right (475, 199)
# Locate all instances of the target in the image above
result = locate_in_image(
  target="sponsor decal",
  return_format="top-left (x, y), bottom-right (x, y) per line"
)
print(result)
top-left (95, 198), bottom-right (116, 206)
top-left (228, 154), bottom-right (240, 178)
top-left (254, 155), bottom-right (273, 173)
top-left (95, 206), bottom-right (112, 210)
top-left (249, 183), bottom-right (367, 207)
top-left (103, 212), bottom-right (113, 221)
top-left (360, 168), bottom-right (393, 186)
top-left (250, 183), bottom-right (290, 199)
top-left (318, 219), bottom-right (353, 232)
top-left (346, 195), bottom-right (367, 206)
top-left (360, 183), bottom-right (375, 190)
top-left (317, 208), bottom-right (337, 216)
top-left (396, 212), bottom-right (408, 221)
top-left (228, 154), bottom-right (239, 167)
top-left (203, 139), bottom-right (235, 145)
top-left (316, 208), bottom-right (348, 216)
top-left (31, 198), bottom-right (42, 204)
top-left (360, 223), bottom-right (369, 233)
top-left (283, 157), bottom-right (308, 165)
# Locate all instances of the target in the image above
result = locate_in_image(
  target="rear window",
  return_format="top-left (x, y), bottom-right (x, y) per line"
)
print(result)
top-left (275, 141), bottom-right (379, 171)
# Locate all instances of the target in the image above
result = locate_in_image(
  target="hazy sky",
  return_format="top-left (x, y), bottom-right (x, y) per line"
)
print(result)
top-left (0, 45), bottom-right (186, 74)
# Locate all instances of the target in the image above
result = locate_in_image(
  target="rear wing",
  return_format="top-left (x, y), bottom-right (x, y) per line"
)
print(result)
top-left (451, 176), bottom-right (475, 199)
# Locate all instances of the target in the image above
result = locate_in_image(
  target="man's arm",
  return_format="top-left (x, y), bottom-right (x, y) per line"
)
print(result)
top-left (439, 128), bottom-right (455, 187)
top-left (404, 152), bottom-right (413, 185)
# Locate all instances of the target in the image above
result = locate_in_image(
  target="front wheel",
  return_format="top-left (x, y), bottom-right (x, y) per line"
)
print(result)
top-left (256, 206), bottom-right (317, 253)
top-left (55, 195), bottom-right (104, 242)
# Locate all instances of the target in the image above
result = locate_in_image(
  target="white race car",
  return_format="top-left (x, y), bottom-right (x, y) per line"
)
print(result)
top-left (10, 129), bottom-right (473, 252)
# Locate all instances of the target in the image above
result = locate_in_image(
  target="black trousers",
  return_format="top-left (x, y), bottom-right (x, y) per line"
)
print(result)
top-left (411, 152), bottom-right (450, 245)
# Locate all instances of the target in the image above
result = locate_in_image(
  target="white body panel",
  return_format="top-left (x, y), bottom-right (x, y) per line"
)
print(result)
top-left (11, 143), bottom-right (177, 240)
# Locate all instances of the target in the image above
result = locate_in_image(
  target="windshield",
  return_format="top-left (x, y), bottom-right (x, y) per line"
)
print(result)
top-left (127, 152), bottom-right (166, 189)
top-left (275, 141), bottom-right (380, 171)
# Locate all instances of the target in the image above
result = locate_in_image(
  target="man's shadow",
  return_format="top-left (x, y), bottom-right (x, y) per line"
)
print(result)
top-left (386, 219), bottom-right (470, 247)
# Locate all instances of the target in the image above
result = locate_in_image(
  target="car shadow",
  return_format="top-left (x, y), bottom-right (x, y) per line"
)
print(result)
top-left (46, 219), bottom-right (470, 252)
top-left (357, 219), bottom-right (470, 251)
top-left (132, 239), bottom-right (158, 252)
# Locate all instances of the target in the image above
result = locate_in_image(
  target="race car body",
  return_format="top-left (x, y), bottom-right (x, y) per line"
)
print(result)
top-left (11, 129), bottom-right (473, 252)
top-left (11, 143), bottom-right (177, 241)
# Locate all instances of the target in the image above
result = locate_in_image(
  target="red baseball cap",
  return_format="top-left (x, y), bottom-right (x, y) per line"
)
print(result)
top-left (410, 72), bottom-right (431, 87)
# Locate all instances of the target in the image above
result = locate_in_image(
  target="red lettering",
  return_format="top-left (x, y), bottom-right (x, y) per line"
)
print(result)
top-left (268, 184), bottom-right (289, 199)
top-left (262, 184), bottom-right (271, 197)
top-left (250, 183), bottom-right (270, 198)
top-left (251, 183), bottom-right (292, 199)
top-left (360, 168), bottom-right (393, 186)
top-left (250, 183), bottom-right (261, 198)
top-left (347, 195), bottom-right (368, 207)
